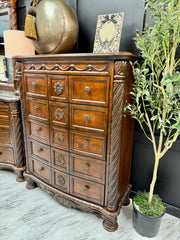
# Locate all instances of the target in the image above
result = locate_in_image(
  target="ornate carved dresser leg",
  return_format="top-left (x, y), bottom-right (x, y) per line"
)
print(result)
top-left (122, 185), bottom-right (131, 206)
top-left (16, 169), bottom-right (25, 182)
top-left (103, 216), bottom-right (118, 232)
top-left (26, 178), bottom-right (37, 190)
top-left (123, 195), bottom-right (130, 206)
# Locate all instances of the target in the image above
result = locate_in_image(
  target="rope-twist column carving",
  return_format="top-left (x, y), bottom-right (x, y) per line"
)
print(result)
top-left (8, 0), bottom-right (18, 30)
top-left (107, 61), bottom-right (128, 210)
top-left (14, 61), bottom-right (27, 168)
top-left (9, 101), bottom-right (24, 167)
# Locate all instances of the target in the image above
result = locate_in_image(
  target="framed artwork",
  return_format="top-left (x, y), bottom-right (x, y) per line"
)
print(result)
top-left (93, 12), bottom-right (124, 53)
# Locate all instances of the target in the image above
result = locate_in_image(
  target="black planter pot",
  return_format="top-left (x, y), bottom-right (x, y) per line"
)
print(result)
top-left (132, 200), bottom-right (165, 238)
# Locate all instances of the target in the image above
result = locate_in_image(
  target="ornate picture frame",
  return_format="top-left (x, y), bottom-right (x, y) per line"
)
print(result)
top-left (93, 12), bottom-right (124, 53)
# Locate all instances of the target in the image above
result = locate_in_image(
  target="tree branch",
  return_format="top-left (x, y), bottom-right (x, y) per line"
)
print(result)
top-left (160, 131), bottom-right (179, 158)
top-left (145, 111), bottom-right (157, 154)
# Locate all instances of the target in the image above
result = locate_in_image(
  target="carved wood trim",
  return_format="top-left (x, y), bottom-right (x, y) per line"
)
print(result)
top-left (8, 0), bottom-right (17, 30)
top-left (114, 61), bottom-right (128, 76)
top-left (9, 100), bottom-right (25, 167)
top-left (0, 1), bottom-right (17, 29)
top-left (24, 172), bottom-right (119, 231)
top-left (14, 61), bottom-right (27, 168)
top-left (114, 61), bottom-right (128, 82)
top-left (23, 63), bottom-right (109, 73)
top-left (107, 61), bottom-right (127, 210)
top-left (14, 61), bottom-right (21, 90)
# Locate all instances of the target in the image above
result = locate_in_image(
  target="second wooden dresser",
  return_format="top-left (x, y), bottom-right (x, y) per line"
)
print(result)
top-left (14, 53), bottom-right (135, 231)
top-left (0, 90), bottom-right (25, 181)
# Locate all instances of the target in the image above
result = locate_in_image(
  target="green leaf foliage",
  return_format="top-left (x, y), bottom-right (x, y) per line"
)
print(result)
top-left (126, 0), bottom-right (180, 143)
top-left (134, 191), bottom-right (165, 217)
top-left (126, 0), bottom-right (180, 204)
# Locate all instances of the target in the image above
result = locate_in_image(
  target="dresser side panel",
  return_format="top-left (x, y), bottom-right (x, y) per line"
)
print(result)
top-left (118, 63), bottom-right (135, 201)
top-left (106, 60), bottom-right (132, 210)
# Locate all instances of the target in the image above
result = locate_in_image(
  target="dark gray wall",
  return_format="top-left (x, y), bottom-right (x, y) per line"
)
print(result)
top-left (77, 0), bottom-right (144, 54)
top-left (16, 0), bottom-right (180, 216)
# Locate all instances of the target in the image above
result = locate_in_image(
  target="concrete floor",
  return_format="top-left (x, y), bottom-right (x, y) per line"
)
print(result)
top-left (0, 170), bottom-right (179, 240)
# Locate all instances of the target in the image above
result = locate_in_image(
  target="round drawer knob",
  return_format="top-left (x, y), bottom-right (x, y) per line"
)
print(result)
top-left (83, 164), bottom-right (89, 171)
top-left (34, 106), bottom-right (38, 111)
top-left (84, 115), bottom-right (90, 121)
top-left (35, 128), bottom-right (40, 133)
top-left (0, 152), bottom-right (2, 155)
top-left (32, 82), bottom-right (37, 88)
top-left (83, 140), bottom-right (88, 147)
top-left (37, 147), bottom-right (42, 153)
top-left (83, 185), bottom-right (89, 192)
top-left (38, 167), bottom-right (44, 172)
top-left (84, 86), bottom-right (90, 93)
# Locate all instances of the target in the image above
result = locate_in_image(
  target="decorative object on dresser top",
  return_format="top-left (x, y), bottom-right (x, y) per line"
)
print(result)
top-left (0, 90), bottom-right (25, 181)
top-left (25, 0), bottom-right (79, 54)
top-left (93, 13), bottom-right (124, 54)
top-left (13, 52), bottom-right (135, 232)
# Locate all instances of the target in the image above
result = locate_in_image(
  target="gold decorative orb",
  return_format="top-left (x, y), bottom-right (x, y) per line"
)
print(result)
top-left (33, 0), bottom-right (79, 54)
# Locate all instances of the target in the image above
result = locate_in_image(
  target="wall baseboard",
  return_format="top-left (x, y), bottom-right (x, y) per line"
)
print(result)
top-left (164, 203), bottom-right (180, 218)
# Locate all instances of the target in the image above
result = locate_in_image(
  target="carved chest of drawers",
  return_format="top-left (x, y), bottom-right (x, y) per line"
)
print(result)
top-left (14, 53), bottom-right (135, 231)
top-left (0, 90), bottom-right (25, 181)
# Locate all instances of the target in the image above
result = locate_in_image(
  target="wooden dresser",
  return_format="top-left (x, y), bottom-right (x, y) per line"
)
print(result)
top-left (0, 90), bottom-right (25, 181)
top-left (14, 53), bottom-right (135, 231)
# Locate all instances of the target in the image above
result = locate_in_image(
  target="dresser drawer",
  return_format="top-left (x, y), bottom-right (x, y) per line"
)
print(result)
top-left (49, 101), bottom-right (68, 127)
top-left (29, 139), bottom-right (50, 165)
top-left (0, 109), bottom-right (9, 119)
top-left (0, 127), bottom-right (11, 145)
top-left (29, 158), bottom-right (51, 184)
top-left (28, 120), bottom-right (49, 144)
top-left (70, 104), bottom-right (108, 134)
top-left (0, 147), bottom-right (14, 164)
top-left (51, 147), bottom-right (69, 172)
top-left (0, 119), bottom-right (9, 126)
top-left (70, 130), bottom-right (106, 160)
top-left (52, 168), bottom-right (69, 193)
top-left (0, 104), bottom-right (8, 110)
top-left (70, 176), bottom-right (104, 205)
top-left (27, 98), bottom-right (49, 123)
top-left (49, 75), bottom-right (68, 102)
top-left (70, 154), bottom-right (105, 184)
top-left (50, 126), bottom-right (68, 151)
top-left (24, 73), bottom-right (48, 99)
top-left (69, 75), bottom-right (109, 106)
top-left (0, 108), bottom-right (9, 126)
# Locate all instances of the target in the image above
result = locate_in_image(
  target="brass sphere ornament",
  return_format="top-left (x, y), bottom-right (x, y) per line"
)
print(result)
top-left (25, 0), bottom-right (79, 54)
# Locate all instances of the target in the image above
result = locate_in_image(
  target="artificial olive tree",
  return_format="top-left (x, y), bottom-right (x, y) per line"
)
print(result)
top-left (126, 0), bottom-right (180, 204)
